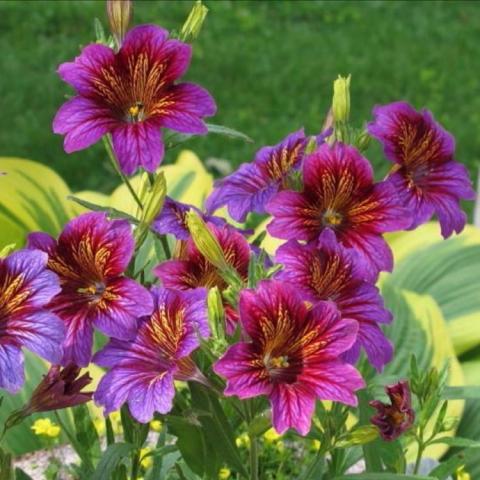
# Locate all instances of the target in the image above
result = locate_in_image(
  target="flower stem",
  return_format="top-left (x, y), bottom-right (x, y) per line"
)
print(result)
top-left (102, 135), bottom-right (144, 212)
top-left (249, 435), bottom-right (259, 480)
top-left (131, 449), bottom-right (141, 480)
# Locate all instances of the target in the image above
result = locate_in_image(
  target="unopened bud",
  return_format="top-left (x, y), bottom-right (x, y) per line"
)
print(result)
top-left (355, 130), bottom-right (371, 152)
top-left (336, 425), bottom-right (378, 448)
top-left (0, 244), bottom-right (15, 258)
top-left (332, 74), bottom-right (351, 124)
top-left (180, 1), bottom-right (208, 42)
top-left (186, 211), bottom-right (227, 270)
top-left (106, 0), bottom-right (133, 47)
top-left (207, 287), bottom-right (225, 339)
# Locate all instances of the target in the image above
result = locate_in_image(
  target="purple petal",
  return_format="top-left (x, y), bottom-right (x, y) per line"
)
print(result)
top-left (61, 311), bottom-right (94, 367)
top-left (27, 232), bottom-right (57, 256)
top-left (112, 121), bottom-right (164, 175)
top-left (156, 83), bottom-right (216, 134)
top-left (214, 343), bottom-right (272, 399)
top-left (269, 384), bottom-right (316, 435)
top-left (0, 344), bottom-right (24, 393)
top-left (152, 197), bottom-right (194, 240)
top-left (53, 96), bottom-right (116, 153)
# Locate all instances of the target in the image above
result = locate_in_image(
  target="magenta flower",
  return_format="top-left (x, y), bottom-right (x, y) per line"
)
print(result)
top-left (370, 380), bottom-right (415, 441)
top-left (53, 25), bottom-right (216, 175)
top-left (368, 102), bottom-right (475, 238)
top-left (94, 287), bottom-right (209, 423)
top-left (27, 212), bottom-right (153, 367)
top-left (154, 223), bottom-right (251, 334)
top-left (0, 250), bottom-right (64, 393)
top-left (266, 142), bottom-right (410, 280)
top-left (275, 230), bottom-right (393, 371)
top-left (214, 280), bottom-right (364, 435)
top-left (205, 129), bottom-right (307, 222)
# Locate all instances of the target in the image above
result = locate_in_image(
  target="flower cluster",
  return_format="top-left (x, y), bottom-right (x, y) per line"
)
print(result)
top-left (0, 6), bottom-right (475, 466)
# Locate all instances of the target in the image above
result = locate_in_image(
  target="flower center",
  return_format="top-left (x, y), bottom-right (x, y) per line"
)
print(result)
top-left (127, 102), bottom-right (146, 122)
top-left (322, 209), bottom-right (343, 227)
top-left (77, 281), bottom-right (106, 299)
top-left (269, 355), bottom-right (290, 369)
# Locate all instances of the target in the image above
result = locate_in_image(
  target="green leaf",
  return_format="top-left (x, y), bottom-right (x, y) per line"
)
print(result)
top-left (430, 436), bottom-right (480, 448)
top-left (68, 195), bottom-right (138, 224)
top-left (14, 468), bottom-right (33, 480)
top-left (205, 123), bottom-right (253, 142)
top-left (73, 404), bottom-right (101, 467)
top-left (189, 383), bottom-right (249, 478)
top-left (429, 449), bottom-right (476, 480)
top-left (91, 443), bottom-right (135, 480)
top-left (443, 386), bottom-right (480, 400)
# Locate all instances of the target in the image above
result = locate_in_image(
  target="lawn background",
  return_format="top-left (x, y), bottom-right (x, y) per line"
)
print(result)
top-left (1, 0), bottom-right (479, 206)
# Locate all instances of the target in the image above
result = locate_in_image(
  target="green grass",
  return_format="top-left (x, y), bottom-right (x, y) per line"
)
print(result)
top-left (1, 0), bottom-right (479, 202)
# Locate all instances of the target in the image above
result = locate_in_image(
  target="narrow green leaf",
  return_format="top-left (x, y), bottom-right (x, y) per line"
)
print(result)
top-left (68, 196), bottom-right (138, 224)
top-left (73, 404), bottom-right (100, 461)
top-left (430, 436), bottom-right (480, 448)
top-left (443, 386), bottom-right (480, 400)
top-left (14, 468), bottom-right (33, 480)
top-left (205, 123), bottom-right (253, 142)
top-left (91, 443), bottom-right (135, 480)
top-left (333, 474), bottom-right (435, 479)
top-left (429, 449), bottom-right (476, 480)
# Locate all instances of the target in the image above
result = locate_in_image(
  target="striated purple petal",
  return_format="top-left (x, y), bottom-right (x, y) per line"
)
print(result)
top-left (27, 232), bottom-right (57, 256)
top-left (0, 344), bottom-right (24, 393)
top-left (156, 83), bottom-right (216, 134)
top-left (61, 311), bottom-right (94, 367)
top-left (112, 121), bottom-right (164, 175)
top-left (53, 96), bottom-right (116, 153)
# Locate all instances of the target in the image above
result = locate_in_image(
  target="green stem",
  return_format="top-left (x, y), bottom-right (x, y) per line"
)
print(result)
top-left (103, 135), bottom-right (143, 212)
top-left (131, 448), bottom-right (141, 480)
top-left (413, 428), bottom-right (425, 474)
top-left (248, 435), bottom-right (259, 480)
top-left (160, 235), bottom-right (171, 258)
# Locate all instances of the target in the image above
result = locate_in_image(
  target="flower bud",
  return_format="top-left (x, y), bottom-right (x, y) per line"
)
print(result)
top-left (186, 211), bottom-right (228, 271)
top-left (0, 244), bottom-right (15, 258)
top-left (332, 74), bottom-right (351, 124)
top-left (207, 286), bottom-right (225, 339)
top-left (137, 172), bottom-right (167, 236)
top-left (336, 425), bottom-right (378, 448)
top-left (180, 1), bottom-right (208, 42)
top-left (106, 0), bottom-right (133, 47)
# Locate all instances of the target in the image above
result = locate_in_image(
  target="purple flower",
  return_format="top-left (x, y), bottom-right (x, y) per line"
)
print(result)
top-left (266, 142), bottom-right (411, 280)
top-left (53, 25), bottom-right (216, 175)
top-left (214, 280), bottom-right (364, 435)
top-left (370, 380), bottom-right (415, 441)
top-left (205, 129), bottom-right (308, 222)
top-left (0, 249), bottom-right (64, 393)
top-left (368, 101), bottom-right (475, 238)
top-left (27, 212), bottom-right (153, 367)
top-left (275, 229), bottom-right (393, 371)
top-left (94, 287), bottom-right (209, 423)
top-left (154, 222), bottom-right (251, 334)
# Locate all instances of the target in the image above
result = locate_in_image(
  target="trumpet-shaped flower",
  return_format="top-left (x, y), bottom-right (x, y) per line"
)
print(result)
top-left (27, 212), bottom-right (153, 367)
top-left (370, 380), bottom-right (415, 441)
top-left (53, 25), bottom-right (216, 175)
top-left (275, 230), bottom-right (392, 371)
top-left (0, 249), bottom-right (64, 393)
top-left (266, 143), bottom-right (410, 279)
top-left (94, 287), bottom-right (209, 423)
top-left (368, 102), bottom-right (475, 238)
top-left (205, 129), bottom-right (307, 222)
top-left (154, 223), bottom-right (251, 333)
top-left (214, 280), bottom-right (364, 435)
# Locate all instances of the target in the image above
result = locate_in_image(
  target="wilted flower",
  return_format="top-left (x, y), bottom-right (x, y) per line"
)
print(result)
top-left (94, 287), bottom-right (209, 423)
top-left (214, 280), bottom-right (364, 435)
top-left (266, 142), bottom-right (410, 280)
top-left (0, 249), bottom-right (64, 393)
top-left (154, 222), bottom-right (251, 333)
top-left (28, 212), bottom-right (153, 367)
top-left (53, 25), bottom-right (216, 175)
top-left (206, 129), bottom-right (307, 222)
top-left (275, 229), bottom-right (393, 371)
top-left (370, 380), bottom-right (415, 441)
top-left (368, 101), bottom-right (475, 238)
top-left (31, 418), bottom-right (61, 438)
top-left (25, 364), bottom-right (92, 414)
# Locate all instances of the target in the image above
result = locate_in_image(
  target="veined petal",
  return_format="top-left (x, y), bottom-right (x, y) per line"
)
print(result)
top-left (27, 232), bottom-right (57, 256)
top-left (53, 96), bottom-right (116, 153)
top-left (0, 344), bottom-right (24, 393)
top-left (61, 311), bottom-right (94, 367)
top-left (155, 83), bottom-right (216, 134)
top-left (112, 121), bottom-right (164, 175)
top-left (213, 343), bottom-right (272, 399)
top-left (270, 383), bottom-right (316, 435)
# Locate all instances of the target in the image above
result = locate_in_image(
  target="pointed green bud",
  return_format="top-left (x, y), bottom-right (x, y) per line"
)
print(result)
top-left (106, 0), bottom-right (133, 48)
top-left (180, 1), bottom-right (208, 42)
top-left (355, 130), bottom-right (371, 152)
top-left (332, 74), bottom-right (351, 124)
top-left (186, 211), bottom-right (228, 271)
top-left (0, 244), bottom-right (15, 258)
top-left (207, 287), bottom-right (225, 339)
top-left (336, 425), bottom-right (379, 448)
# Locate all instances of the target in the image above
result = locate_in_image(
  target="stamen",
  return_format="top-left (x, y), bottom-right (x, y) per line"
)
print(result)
top-left (323, 209), bottom-right (343, 227)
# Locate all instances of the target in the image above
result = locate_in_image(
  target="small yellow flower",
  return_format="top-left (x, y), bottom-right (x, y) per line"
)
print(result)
top-left (140, 447), bottom-right (153, 470)
top-left (110, 411), bottom-right (122, 434)
top-left (235, 432), bottom-right (250, 448)
top-left (150, 420), bottom-right (163, 432)
top-left (93, 417), bottom-right (106, 435)
top-left (263, 427), bottom-right (282, 443)
top-left (218, 467), bottom-right (231, 480)
top-left (456, 466), bottom-right (471, 480)
top-left (31, 418), bottom-right (61, 438)
top-left (276, 440), bottom-right (285, 453)
top-left (311, 439), bottom-right (321, 451)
